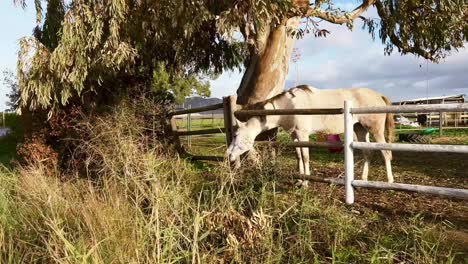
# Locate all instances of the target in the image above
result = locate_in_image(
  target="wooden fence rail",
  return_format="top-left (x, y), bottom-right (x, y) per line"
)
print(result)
top-left (175, 128), bottom-right (226, 136)
top-left (352, 103), bottom-right (468, 114)
top-left (171, 103), bottom-right (224, 116)
top-left (257, 141), bottom-right (343, 148)
top-left (352, 142), bottom-right (468, 154)
top-left (235, 108), bottom-right (343, 118)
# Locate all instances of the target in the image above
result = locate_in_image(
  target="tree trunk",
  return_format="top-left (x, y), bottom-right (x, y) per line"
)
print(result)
top-left (236, 17), bottom-right (300, 143)
top-left (237, 17), bottom-right (301, 105)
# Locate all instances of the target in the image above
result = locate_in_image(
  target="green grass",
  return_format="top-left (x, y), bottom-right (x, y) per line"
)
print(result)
top-left (175, 118), bottom-right (224, 130)
top-left (1, 148), bottom-right (466, 263)
top-left (1, 109), bottom-right (467, 263)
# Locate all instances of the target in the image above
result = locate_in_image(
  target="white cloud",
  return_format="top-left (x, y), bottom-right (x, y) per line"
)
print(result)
top-left (209, 70), bottom-right (243, 98)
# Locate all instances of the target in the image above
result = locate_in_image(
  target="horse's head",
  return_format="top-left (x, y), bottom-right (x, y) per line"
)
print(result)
top-left (226, 121), bottom-right (256, 162)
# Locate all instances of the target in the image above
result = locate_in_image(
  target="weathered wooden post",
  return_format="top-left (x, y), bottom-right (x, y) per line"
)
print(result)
top-left (439, 99), bottom-right (445, 137)
top-left (187, 105), bottom-right (192, 147)
top-left (223, 97), bottom-right (233, 146)
top-left (439, 111), bottom-right (443, 137)
top-left (170, 116), bottom-right (185, 155)
top-left (223, 96), bottom-right (240, 166)
top-left (344, 100), bottom-right (355, 205)
top-left (429, 112), bottom-right (432, 127)
top-left (228, 96), bottom-right (238, 136)
top-left (223, 96), bottom-right (238, 146)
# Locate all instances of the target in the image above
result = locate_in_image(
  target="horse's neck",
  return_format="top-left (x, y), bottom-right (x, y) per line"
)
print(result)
top-left (245, 117), bottom-right (264, 134)
top-left (246, 116), bottom-right (278, 134)
top-left (262, 101), bottom-right (283, 131)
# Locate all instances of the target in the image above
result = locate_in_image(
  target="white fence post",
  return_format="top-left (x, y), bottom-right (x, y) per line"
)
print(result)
top-left (344, 100), bottom-right (355, 205)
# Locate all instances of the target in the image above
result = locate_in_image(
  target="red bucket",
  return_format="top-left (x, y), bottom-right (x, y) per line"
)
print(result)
top-left (326, 134), bottom-right (343, 153)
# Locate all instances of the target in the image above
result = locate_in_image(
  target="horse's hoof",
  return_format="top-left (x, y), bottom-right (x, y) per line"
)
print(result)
top-left (295, 179), bottom-right (310, 188)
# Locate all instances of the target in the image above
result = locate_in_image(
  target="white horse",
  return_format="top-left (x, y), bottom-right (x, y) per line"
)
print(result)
top-left (226, 85), bottom-right (395, 183)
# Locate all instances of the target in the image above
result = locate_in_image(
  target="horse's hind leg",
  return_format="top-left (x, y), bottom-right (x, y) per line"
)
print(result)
top-left (355, 123), bottom-right (371, 181)
top-left (372, 131), bottom-right (394, 183)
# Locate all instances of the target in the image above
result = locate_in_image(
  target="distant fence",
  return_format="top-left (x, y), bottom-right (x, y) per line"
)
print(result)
top-left (170, 97), bottom-right (468, 203)
top-left (170, 99), bottom-right (232, 161)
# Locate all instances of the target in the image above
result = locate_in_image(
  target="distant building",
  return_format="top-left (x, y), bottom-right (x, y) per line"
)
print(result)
top-left (393, 94), bottom-right (467, 126)
top-left (393, 94), bottom-right (465, 105)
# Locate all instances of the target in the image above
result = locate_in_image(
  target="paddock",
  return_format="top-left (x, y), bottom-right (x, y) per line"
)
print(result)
top-left (169, 97), bottom-right (468, 204)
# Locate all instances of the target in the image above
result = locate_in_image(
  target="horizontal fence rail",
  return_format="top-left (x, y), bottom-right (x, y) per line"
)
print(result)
top-left (352, 103), bottom-right (468, 114)
top-left (352, 142), bottom-right (468, 154)
top-left (175, 128), bottom-right (226, 136)
top-left (257, 141), bottom-right (343, 148)
top-left (297, 174), bottom-right (345, 185)
top-left (235, 108), bottom-right (343, 118)
top-left (352, 180), bottom-right (468, 200)
top-left (172, 103), bottom-right (224, 116)
top-left (295, 176), bottom-right (468, 200)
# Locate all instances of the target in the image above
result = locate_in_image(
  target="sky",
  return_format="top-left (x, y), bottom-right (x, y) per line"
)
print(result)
top-left (1, 2), bottom-right (467, 111)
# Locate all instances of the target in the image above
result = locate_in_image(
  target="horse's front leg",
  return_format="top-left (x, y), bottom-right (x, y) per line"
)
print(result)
top-left (296, 132), bottom-right (311, 175)
top-left (302, 147), bottom-right (310, 175)
top-left (291, 131), bottom-right (304, 174)
top-left (294, 139), bottom-right (304, 175)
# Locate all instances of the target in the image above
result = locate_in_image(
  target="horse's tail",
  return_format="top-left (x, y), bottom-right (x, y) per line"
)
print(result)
top-left (382, 96), bottom-right (395, 144)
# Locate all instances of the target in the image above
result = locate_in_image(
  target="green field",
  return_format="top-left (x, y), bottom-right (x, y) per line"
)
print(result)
top-left (175, 117), bottom-right (224, 130)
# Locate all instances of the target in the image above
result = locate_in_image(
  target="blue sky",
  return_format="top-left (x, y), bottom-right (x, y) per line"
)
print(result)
top-left (0, 1), bottom-right (37, 111)
top-left (1, 2), bottom-right (467, 111)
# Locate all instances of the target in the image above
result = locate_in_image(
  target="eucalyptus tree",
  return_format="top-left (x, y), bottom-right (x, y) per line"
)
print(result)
top-left (15, 0), bottom-right (467, 111)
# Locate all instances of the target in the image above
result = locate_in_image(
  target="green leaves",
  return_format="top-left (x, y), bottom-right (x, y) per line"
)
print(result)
top-left (375, 0), bottom-right (468, 61)
top-left (151, 62), bottom-right (210, 105)
top-left (16, 0), bottom-right (248, 112)
top-left (14, 0), bottom-right (468, 113)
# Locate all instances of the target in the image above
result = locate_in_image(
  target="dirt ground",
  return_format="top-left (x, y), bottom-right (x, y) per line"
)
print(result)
top-left (274, 148), bottom-right (468, 218)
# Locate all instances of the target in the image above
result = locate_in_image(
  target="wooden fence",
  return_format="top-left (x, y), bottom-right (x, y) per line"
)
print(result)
top-left (170, 98), bottom-right (234, 161)
top-left (170, 97), bottom-right (468, 203)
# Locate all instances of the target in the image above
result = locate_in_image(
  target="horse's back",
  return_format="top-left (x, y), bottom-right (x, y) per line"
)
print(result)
top-left (278, 87), bottom-right (389, 134)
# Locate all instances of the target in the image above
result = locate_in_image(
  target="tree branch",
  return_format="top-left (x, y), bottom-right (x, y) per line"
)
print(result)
top-left (304, 0), bottom-right (376, 25)
top-left (374, 0), bottom-right (436, 60)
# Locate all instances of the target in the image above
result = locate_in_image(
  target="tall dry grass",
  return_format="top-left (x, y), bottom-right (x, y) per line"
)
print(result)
top-left (0, 104), bottom-right (464, 263)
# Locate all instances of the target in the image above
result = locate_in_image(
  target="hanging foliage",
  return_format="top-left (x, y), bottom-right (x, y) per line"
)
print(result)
top-left (14, 0), bottom-right (467, 112)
